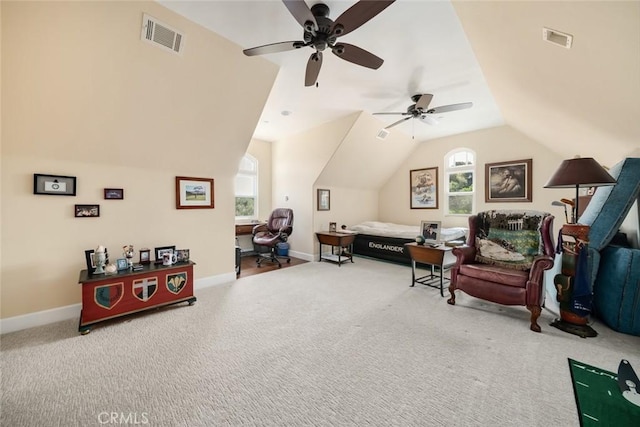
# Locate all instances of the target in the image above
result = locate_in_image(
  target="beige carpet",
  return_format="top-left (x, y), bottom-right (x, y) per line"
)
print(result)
top-left (2, 257), bottom-right (639, 426)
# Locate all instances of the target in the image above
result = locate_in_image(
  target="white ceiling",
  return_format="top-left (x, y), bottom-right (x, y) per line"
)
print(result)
top-left (159, 0), bottom-right (504, 143)
top-left (159, 0), bottom-right (640, 166)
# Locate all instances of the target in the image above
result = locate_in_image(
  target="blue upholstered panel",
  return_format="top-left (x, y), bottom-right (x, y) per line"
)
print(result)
top-left (593, 246), bottom-right (640, 336)
top-left (580, 157), bottom-right (640, 251)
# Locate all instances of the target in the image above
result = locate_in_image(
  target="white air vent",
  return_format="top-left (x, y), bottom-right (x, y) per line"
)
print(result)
top-left (376, 129), bottom-right (390, 140)
top-left (141, 13), bottom-right (184, 55)
top-left (543, 27), bottom-right (573, 49)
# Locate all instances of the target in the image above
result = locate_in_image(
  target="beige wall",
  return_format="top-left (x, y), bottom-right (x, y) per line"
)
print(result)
top-left (379, 125), bottom-right (567, 229)
top-left (1, 1), bottom-right (278, 319)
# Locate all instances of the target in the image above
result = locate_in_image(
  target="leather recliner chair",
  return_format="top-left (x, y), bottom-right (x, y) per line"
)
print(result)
top-left (252, 208), bottom-right (294, 267)
top-left (448, 210), bottom-right (555, 332)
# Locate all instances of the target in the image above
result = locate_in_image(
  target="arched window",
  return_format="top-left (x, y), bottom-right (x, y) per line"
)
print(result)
top-left (445, 148), bottom-right (475, 215)
top-left (235, 154), bottom-right (258, 220)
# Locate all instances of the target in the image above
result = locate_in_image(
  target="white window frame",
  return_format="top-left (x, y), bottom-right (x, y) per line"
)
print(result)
top-left (444, 148), bottom-right (476, 216)
top-left (235, 154), bottom-right (258, 221)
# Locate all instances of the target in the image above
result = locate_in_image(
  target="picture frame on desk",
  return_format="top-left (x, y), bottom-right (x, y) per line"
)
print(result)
top-left (85, 248), bottom-right (110, 274)
top-left (154, 246), bottom-right (176, 263)
top-left (139, 248), bottom-right (151, 265)
top-left (116, 258), bottom-right (129, 271)
top-left (420, 220), bottom-right (441, 243)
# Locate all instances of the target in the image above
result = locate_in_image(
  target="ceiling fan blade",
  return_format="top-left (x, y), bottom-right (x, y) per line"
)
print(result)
top-left (305, 52), bottom-right (323, 87)
top-left (283, 0), bottom-right (318, 32)
top-left (420, 115), bottom-right (439, 126)
top-left (243, 41), bottom-right (305, 56)
top-left (415, 94), bottom-right (433, 111)
top-left (427, 102), bottom-right (473, 114)
top-left (373, 112), bottom-right (409, 115)
top-left (385, 117), bottom-right (412, 130)
top-left (331, 43), bottom-right (383, 69)
top-left (332, 0), bottom-right (396, 37)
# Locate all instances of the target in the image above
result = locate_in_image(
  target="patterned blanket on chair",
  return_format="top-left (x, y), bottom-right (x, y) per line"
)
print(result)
top-left (475, 210), bottom-right (549, 270)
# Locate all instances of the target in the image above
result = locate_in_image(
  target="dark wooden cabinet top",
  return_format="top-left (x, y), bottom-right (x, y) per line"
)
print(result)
top-left (79, 261), bottom-right (195, 284)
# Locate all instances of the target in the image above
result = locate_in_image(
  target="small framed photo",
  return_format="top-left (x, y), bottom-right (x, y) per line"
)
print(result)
top-left (85, 248), bottom-right (109, 274)
top-left (420, 221), bottom-right (442, 243)
top-left (33, 173), bottom-right (76, 196)
top-left (485, 159), bottom-right (532, 202)
top-left (104, 188), bottom-right (124, 200)
top-left (317, 189), bottom-right (330, 211)
top-left (139, 248), bottom-right (151, 265)
top-left (154, 245), bottom-right (176, 262)
top-left (116, 258), bottom-right (129, 271)
top-left (175, 176), bottom-right (214, 209)
top-left (85, 249), bottom-right (96, 273)
top-left (329, 222), bottom-right (337, 232)
top-left (75, 204), bottom-right (100, 217)
top-left (410, 167), bottom-right (438, 209)
top-left (176, 249), bottom-right (190, 263)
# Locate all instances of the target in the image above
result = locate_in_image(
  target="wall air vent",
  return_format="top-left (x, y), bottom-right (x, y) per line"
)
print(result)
top-left (141, 13), bottom-right (185, 55)
top-left (542, 27), bottom-right (573, 49)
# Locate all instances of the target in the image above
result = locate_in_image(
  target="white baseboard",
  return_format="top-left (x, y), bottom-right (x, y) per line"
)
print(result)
top-left (0, 304), bottom-right (81, 335)
top-left (1, 272), bottom-right (235, 335)
top-left (289, 250), bottom-right (314, 262)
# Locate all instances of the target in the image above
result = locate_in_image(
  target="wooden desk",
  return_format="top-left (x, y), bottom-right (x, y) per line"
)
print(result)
top-left (404, 243), bottom-right (455, 297)
top-left (316, 231), bottom-right (356, 266)
top-left (235, 223), bottom-right (264, 236)
top-left (78, 261), bottom-right (196, 334)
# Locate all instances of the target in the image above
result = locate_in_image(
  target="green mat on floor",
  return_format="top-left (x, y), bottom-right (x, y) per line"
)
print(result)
top-left (568, 358), bottom-right (640, 426)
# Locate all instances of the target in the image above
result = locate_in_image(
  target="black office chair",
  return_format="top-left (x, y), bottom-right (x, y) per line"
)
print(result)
top-left (252, 208), bottom-right (294, 267)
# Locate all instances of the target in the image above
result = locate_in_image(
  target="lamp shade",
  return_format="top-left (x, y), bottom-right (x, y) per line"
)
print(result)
top-left (544, 157), bottom-right (616, 188)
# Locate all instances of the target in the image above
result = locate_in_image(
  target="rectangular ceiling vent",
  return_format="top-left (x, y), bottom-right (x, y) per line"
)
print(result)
top-left (376, 129), bottom-right (390, 140)
top-left (141, 13), bottom-right (184, 55)
top-left (542, 27), bottom-right (573, 49)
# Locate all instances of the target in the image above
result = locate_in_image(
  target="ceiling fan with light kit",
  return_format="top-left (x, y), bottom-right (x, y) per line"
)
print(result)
top-left (373, 93), bottom-right (473, 130)
top-left (243, 0), bottom-right (396, 87)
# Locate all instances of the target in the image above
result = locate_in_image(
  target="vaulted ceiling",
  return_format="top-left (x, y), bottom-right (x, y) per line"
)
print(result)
top-left (160, 0), bottom-right (640, 166)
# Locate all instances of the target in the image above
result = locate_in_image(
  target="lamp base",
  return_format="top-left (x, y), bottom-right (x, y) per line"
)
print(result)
top-left (550, 318), bottom-right (598, 338)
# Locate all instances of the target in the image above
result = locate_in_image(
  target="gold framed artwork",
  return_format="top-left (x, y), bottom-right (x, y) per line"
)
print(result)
top-left (485, 159), bottom-right (532, 202)
top-left (410, 167), bottom-right (438, 209)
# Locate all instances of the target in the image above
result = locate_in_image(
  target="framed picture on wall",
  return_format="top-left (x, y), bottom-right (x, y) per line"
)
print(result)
top-left (317, 189), bottom-right (330, 211)
top-left (485, 159), bottom-right (532, 202)
top-left (33, 173), bottom-right (76, 196)
top-left (410, 167), bottom-right (438, 209)
top-left (175, 176), bottom-right (214, 209)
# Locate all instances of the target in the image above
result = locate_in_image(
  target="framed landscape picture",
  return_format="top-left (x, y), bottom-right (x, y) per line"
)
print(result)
top-left (485, 159), bottom-right (532, 202)
top-left (410, 167), bottom-right (438, 209)
top-left (175, 176), bottom-right (214, 209)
